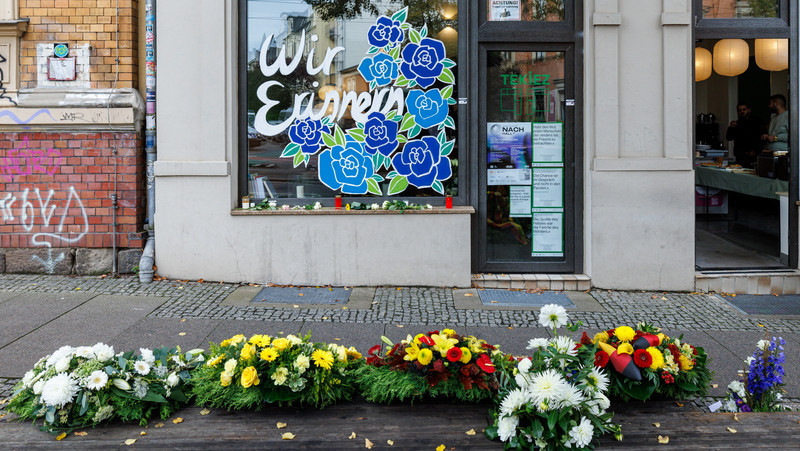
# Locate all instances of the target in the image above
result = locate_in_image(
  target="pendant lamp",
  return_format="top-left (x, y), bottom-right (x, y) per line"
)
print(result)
top-left (713, 39), bottom-right (749, 77)
top-left (755, 39), bottom-right (788, 71)
top-left (695, 47), bottom-right (712, 82)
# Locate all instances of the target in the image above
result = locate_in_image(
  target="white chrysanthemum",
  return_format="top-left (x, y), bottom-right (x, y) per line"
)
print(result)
top-left (271, 367), bottom-right (289, 385)
top-left (526, 338), bottom-right (549, 350)
top-left (568, 417), bottom-right (594, 448)
top-left (134, 360), bottom-right (151, 376)
top-left (86, 370), bottom-right (109, 390)
top-left (517, 357), bottom-right (532, 374)
top-left (224, 359), bottom-right (237, 375)
top-left (139, 348), bottom-right (155, 365)
top-left (167, 372), bottom-right (180, 387)
top-left (514, 372), bottom-right (532, 389)
top-left (32, 379), bottom-right (45, 395)
top-left (46, 346), bottom-right (75, 367)
top-left (528, 369), bottom-right (568, 405)
top-left (557, 385), bottom-right (585, 409)
top-left (728, 381), bottom-right (745, 396)
top-left (40, 373), bottom-right (79, 408)
top-left (593, 392), bottom-right (610, 410)
top-left (500, 388), bottom-right (530, 417)
top-left (92, 343), bottom-right (115, 362)
top-left (497, 415), bottom-right (519, 442)
top-left (723, 398), bottom-right (738, 412)
top-left (538, 304), bottom-right (568, 329)
top-left (75, 346), bottom-right (95, 359)
top-left (585, 367), bottom-right (610, 394)
top-left (21, 370), bottom-right (35, 387)
top-left (295, 354), bottom-right (310, 374)
top-left (551, 335), bottom-right (578, 356)
top-left (55, 356), bottom-right (72, 373)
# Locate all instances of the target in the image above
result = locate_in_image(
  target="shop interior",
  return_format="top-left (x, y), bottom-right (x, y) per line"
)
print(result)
top-left (694, 38), bottom-right (790, 271)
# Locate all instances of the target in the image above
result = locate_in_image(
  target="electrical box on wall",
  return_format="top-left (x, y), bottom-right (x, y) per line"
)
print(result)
top-left (47, 56), bottom-right (76, 81)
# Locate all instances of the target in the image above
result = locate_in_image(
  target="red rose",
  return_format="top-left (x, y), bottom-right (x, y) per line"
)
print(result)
top-left (446, 347), bottom-right (462, 362)
top-left (476, 354), bottom-right (495, 373)
top-left (419, 335), bottom-right (435, 346)
top-left (594, 351), bottom-right (610, 368)
top-left (633, 349), bottom-right (653, 368)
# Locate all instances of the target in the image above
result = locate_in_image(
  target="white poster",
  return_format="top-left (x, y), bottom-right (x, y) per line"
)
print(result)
top-left (509, 186), bottom-right (532, 217)
top-left (532, 212), bottom-right (564, 257)
top-left (532, 168), bottom-right (563, 209)
top-left (533, 122), bottom-right (563, 165)
top-left (488, 168), bottom-right (531, 186)
top-left (489, 0), bottom-right (521, 21)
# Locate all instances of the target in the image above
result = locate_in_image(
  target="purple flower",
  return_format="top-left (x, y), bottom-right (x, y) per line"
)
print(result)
top-left (367, 16), bottom-right (404, 48)
top-left (288, 118), bottom-right (330, 155)
top-left (358, 53), bottom-right (399, 87)
top-left (400, 38), bottom-right (446, 89)
top-left (391, 136), bottom-right (451, 188)
top-left (363, 112), bottom-right (399, 157)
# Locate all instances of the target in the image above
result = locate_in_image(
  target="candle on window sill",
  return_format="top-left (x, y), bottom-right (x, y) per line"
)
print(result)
top-left (445, 196), bottom-right (453, 209)
top-left (296, 185), bottom-right (305, 198)
top-left (335, 195), bottom-right (342, 210)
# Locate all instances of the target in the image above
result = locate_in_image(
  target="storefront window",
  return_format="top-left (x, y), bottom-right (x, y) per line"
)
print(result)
top-left (486, 0), bottom-right (565, 22)
top-left (701, 0), bottom-right (779, 18)
top-left (246, 0), bottom-right (458, 200)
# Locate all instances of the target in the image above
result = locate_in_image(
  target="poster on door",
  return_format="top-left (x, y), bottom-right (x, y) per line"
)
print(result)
top-left (487, 122), bottom-right (532, 186)
top-left (532, 211), bottom-right (564, 257)
top-left (532, 122), bottom-right (563, 166)
top-left (532, 168), bottom-right (563, 209)
top-left (488, 0), bottom-right (521, 21)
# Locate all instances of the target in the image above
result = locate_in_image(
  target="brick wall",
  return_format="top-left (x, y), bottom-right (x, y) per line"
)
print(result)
top-left (0, 131), bottom-right (144, 249)
top-left (18, 0), bottom-right (138, 89)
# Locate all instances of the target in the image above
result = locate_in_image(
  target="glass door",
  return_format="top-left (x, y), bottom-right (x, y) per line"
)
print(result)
top-left (475, 44), bottom-right (579, 273)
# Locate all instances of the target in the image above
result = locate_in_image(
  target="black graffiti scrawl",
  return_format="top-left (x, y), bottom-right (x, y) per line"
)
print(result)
top-left (0, 53), bottom-right (17, 105)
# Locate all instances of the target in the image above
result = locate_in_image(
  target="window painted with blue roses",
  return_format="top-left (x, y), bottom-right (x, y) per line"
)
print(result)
top-left (245, 0), bottom-right (458, 200)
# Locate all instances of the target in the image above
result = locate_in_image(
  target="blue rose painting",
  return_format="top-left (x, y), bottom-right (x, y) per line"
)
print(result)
top-left (406, 89), bottom-right (448, 129)
top-left (319, 140), bottom-right (376, 195)
top-left (400, 37), bottom-right (445, 89)
top-left (367, 16), bottom-right (404, 48)
top-left (288, 118), bottom-right (330, 155)
top-left (391, 136), bottom-right (452, 188)
top-left (363, 112), bottom-right (399, 157)
top-left (358, 53), bottom-right (399, 87)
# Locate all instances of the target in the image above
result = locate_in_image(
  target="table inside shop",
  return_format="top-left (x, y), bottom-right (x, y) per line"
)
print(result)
top-left (694, 165), bottom-right (788, 200)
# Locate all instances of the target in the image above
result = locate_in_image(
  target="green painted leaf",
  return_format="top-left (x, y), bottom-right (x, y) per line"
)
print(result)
top-left (440, 140), bottom-right (455, 156)
top-left (366, 178), bottom-right (382, 195)
top-left (356, 122), bottom-right (364, 129)
top-left (432, 180), bottom-right (444, 195)
top-left (321, 116), bottom-right (333, 126)
top-left (409, 29), bottom-right (421, 44)
top-left (322, 132), bottom-right (336, 148)
top-left (408, 124), bottom-right (422, 138)
top-left (386, 110), bottom-right (397, 120)
top-left (334, 125), bottom-right (346, 146)
top-left (372, 153), bottom-right (382, 170)
top-left (293, 152), bottom-right (305, 168)
top-left (388, 175), bottom-right (409, 195)
top-left (442, 58), bottom-right (456, 68)
top-left (408, 80), bottom-right (417, 88)
top-left (370, 174), bottom-right (384, 182)
top-left (304, 154), bottom-right (310, 166)
top-left (280, 143), bottom-right (301, 158)
top-left (439, 67), bottom-right (455, 84)
top-left (441, 85), bottom-right (453, 99)
top-left (387, 171), bottom-right (399, 179)
top-left (444, 116), bottom-right (456, 130)
top-left (369, 80), bottom-right (377, 91)
top-left (420, 24), bottom-right (428, 38)
top-left (367, 46), bottom-right (379, 54)
top-left (348, 128), bottom-right (366, 142)
top-left (447, 98), bottom-right (457, 105)
top-left (400, 23), bottom-right (411, 30)
top-left (437, 130), bottom-right (446, 144)
top-left (389, 46), bottom-right (401, 60)
top-left (391, 6), bottom-right (408, 23)
top-left (397, 135), bottom-right (408, 143)
top-left (399, 113), bottom-right (416, 132)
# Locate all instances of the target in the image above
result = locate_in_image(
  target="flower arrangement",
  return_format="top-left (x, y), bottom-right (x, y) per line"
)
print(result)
top-left (721, 335), bottom-right (786, 412)
top-left (587, 323), bottom-right (712, 401)
top-left (487, 304), bottom-right (621, 450)
top-left (6, 344), bottom-right (204, 431)
top-left (354, 329), bottom-right (507, 403)
top-left (190, 333), bottom-right (362, 410)
top-left (248, 199), bottom-right (433, 212)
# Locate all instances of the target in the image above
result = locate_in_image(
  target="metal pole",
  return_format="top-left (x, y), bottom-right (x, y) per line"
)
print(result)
top-left (139, 0), bottom-right (156, 283)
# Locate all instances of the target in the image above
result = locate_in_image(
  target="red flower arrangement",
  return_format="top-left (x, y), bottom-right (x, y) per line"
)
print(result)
top-left (633, 349), bottom-right (653, 368)
top-left (446, 347), bottom-right (462, 362)
top-left (594, 350), bottom-right (610, 368)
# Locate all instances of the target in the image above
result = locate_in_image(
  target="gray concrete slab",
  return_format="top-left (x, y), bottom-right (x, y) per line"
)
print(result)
top-left (299, 321), bottom-right (384, 351)
top-left (221, 287), bottom-right (374, 310)
top-left (204, 320), bottom-right (305, 345)
top-left (0, 294), bottom-right (167, 377)
top-left (109, 317), bottom-right (221, 352)
top-left (662, 329), bottom-right (740, 398)
top-left (0, 291), bottom-right (24, 306)
top-left (0, 292), bottom-right (96, 347)
top-left (465, 326), bottom-right (553, 357)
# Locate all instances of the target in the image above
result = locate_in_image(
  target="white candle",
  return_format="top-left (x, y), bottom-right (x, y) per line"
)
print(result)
top-left (296, 185), bottom-right (305, 198)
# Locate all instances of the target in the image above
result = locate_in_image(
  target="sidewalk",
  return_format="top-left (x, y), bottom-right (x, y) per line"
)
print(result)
top-left (1, 274), bottom-right (799, 447)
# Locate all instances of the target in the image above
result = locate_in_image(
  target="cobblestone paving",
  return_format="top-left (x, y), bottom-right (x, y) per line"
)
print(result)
top-left (0, 378), bottom-right (16, 413)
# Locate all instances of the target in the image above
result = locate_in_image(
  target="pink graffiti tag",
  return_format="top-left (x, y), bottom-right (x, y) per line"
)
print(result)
top-left (0, 137), bottom-right (65, 182)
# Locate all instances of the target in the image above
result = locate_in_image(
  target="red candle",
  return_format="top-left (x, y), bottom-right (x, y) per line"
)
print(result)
top-left (335, 195), bottom-right (342, 210)
top-left (445, 196), bottom-right (453, 209)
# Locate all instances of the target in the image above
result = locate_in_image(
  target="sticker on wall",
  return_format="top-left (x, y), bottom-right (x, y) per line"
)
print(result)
top-left (53, 43), bottom-right (69, 58)
top-left (268, 7), bottom-right (457, 196)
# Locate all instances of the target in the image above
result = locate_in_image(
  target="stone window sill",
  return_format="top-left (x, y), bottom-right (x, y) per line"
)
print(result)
top-left (231, 206), bottom-right (475, 216)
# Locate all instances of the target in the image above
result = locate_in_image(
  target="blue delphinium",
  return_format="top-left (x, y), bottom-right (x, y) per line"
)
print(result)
top-left (722, 336), bottom-right (786, 412)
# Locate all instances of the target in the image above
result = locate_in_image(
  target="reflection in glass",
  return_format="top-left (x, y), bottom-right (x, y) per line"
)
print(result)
top-left (702, 0), bottom-right (778, 18)
top-left (487, 0), bottom-right (565, 22)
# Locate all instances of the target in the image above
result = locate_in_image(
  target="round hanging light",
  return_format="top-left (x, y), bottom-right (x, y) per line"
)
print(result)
top-left (713, 39), bottom-right (749, 77)
top-left (695, 47), bottom-right (713, 82)
top-left (755, 38), bottom-right (788, 71)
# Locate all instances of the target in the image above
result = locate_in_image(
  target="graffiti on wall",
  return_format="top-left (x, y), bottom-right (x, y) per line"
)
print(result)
top-left (0, 53), bottom-right (17, 106)
top-left (0, 137), bottom-right (65, 181)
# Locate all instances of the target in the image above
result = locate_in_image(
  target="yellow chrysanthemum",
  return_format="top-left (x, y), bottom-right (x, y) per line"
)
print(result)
top-left (647, 347), bottom-right (665, 370)
top-left (617, 343), bottom-right (634, 355)
top-left (312, 349), bottom-right (335, 370)
top-left (404, 342), bottom-right (421, 362)
top-left (441, 329), bottom-right (457, 338)
top-left (346, 346), bottom-right (362, 360)
top-left (417, 348), bottom-right (433, 366)
top-left (272, 338), bottom-right (291, 352)
top-left (593, 332), bottom-right (609, 344)
top-left (431, 334), bottom-right (459, 357)
top-left (248, 334), bottom-right (264, 345)
top-left (206, 354), bottom-right (224, 367)
top-left (220, 371), bottom-right (232, 387)
top-left (678, 355), bottom-right (694, 371)
top-left (240, 343), bottom-right (256, 361)
top-left (614, 326), bottom-right (636, 342)
top-left (459, 347), bottom-right (472, 364)
top-left (260, 348), bottom-right (279, 362)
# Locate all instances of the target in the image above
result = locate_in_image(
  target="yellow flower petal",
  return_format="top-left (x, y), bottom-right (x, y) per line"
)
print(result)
top-left (124, 439), bottom-right (137, 445)
top-left (387, 440), bottom-right (395, 445)
top-left (465, 429), bottom-right (476, 435)
top-left (56, 433), bottom-right (67, 441)
top-left (140, 432), bottom-right (147, 436)
top-left (657, 435), bottom-right (669, 444)
top-left (277, 422), bottom-right (287, 429)
top-left (74, 431), bottom-right (88, 437)
top-left (172, 417), bottom-right (184, 424)
top-left (154, 423), bottom-right (164, 428)
top-left (282, 433), bottom-right (296, 440)
top-left (200, 409), bottom-right (211, 416)
top-left (365, 438), bottom-right (373, 449)
top-left (727, 427), bottom-right (737, 433)
top-left (349, 432), bottom-right (357, 439)
top-left (436, 445), bottom-right (446, 451)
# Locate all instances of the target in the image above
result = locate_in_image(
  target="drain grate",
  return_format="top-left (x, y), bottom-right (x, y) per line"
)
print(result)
top-left (478, 290), bottom-right (575, 308)
top-left (721, 294), bottom-right (800, 316)
top-left (250, 287), bottom-right (351, 305)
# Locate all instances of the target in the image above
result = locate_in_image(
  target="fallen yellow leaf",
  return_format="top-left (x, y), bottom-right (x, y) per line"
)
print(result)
top-left (465, 429), bottom-right (476, 435)
top-left (464, 293), bottom-right (474, 297)
top-left (712, 384), bottom-right (718, 388)
top-left (343, 306), bottom-right (348, 309)
top-left (0, 398), bottom-right (7, 405)
top-left (490, 301), bottom-right (498, 304)
top-left (172, 417), bottom-right (184, 424)
top-left (179, 332), bottom-right (186, 336)
top-left (387, 439), bottom-right (394, 445)
top-left (657, 435), bottom-right (669, 444)
top-left (661, 297), bottom-right (667, 301)
top-left (154, 423), bottom-right (164, 428)
top-left (293, 305), bottom-right (299, 308)
top-left (124, 439), bottom-right (137, 445)
top-left (200, 409), bottom-right (211, 416)
top-left (277, 422), bottom-right (287, 429)
top-left (437, 445), bottom-right (446, 451)
top-left (56, 433), bottom-right (67, 441)
top-left (675, 402), bottom-right (683, 407)
top-left (140, 431), bottom-right (147, 436)
top-left (734, 413), bottom-right (740, 422)
top-left (727, 427), bottom-right (737, 433)
top-left (74, 431), bottom-right (88, 436)
top-left (365, 438), bottom-right (374, 449)
top-left (397, 325), bottom-right (404, 328)
top-left (282, 433), bottom-right (296, 440)
top-left (349, 432), bottom-right (357, 439)
top-left (322, 317), bottom-right (329, 320)
top-left (653, 422), bottom-right (660, 428)
top-left (180, 318), bottom-right (187, 322)
top-left (298, 293), bottom-right (304, 296)
top-left (508, 326), bottom-right (513, 330)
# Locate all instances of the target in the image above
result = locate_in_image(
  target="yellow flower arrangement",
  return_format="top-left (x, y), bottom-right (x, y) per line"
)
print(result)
top-left (417, 348), bottom-right (433, 365)
top-left (614, 326), bottom-right (635, 342)
top-left (272, 337), bottom-right (291, 352)
top-left (206, 355), bottom-right (224, 367)
top-left (240, 343), bottom-right (256, 361)
top-left (220, 334), bottom-right (245, 347)
top-left (617, 343), bottom-right (634, 355)
top-left (249, 334), bottom-right (271, 347)
top-left (657, 333), bottom-right (667, 345)
top-left (404, 342), bottom-right (420, 362)
top-left (312, 349), bottom-right (335, 370)
top-left (346, 346), bottom-right (362, 360)
top-left (646, 347), bottom-right (665, 370)
top-left (220, 371), bottom-right (232, 387)
top-left (593, 332), bottom-right (609, 344)
top-left (431, 333), bottom-right (459, 356)
top-left (241, 366), bottom-right (260, 388)
top-left (678, 355), bottom-right (694, 371)
top-left (459, 347), bottom-right (472, 364)
top-left (441, 328), bottom-right (457, 338)
top-left (260, 348), bottom-right (279, 362)
top-left (413, 333), bottom-right (426, 345)
top-left (224, 359), bottom-right (237, 374)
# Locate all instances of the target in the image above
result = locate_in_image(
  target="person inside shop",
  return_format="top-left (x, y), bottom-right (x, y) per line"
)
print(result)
top-left (762, 94), bottom-right (789, 152)
top-left (726, 101), bottom-right (762, 168)
top-left (487, 190), bottom-right (528, 246)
